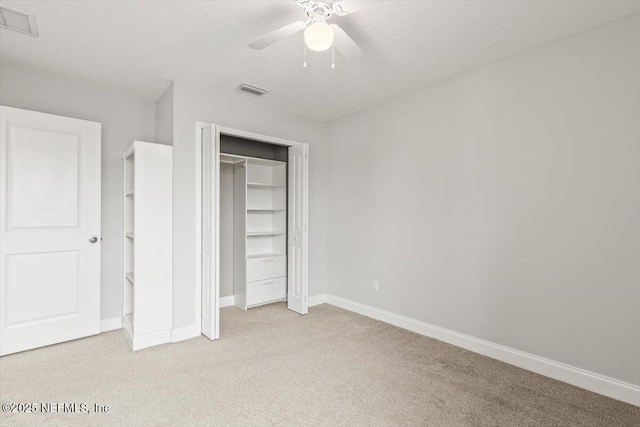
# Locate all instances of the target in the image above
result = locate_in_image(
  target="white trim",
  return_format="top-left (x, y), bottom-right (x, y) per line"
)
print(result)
top-left (100, 317), bottom-right (122, 332)
top-left (132, 330), bottom-right (171, 351)
top-left (221, 294), bottom-right (322, 309)
top-left (325, 295), bottom-right (640, 407)
top-left (220, 295), bottom-right (235, 308)
top-left (195, 122), bottom-right (205, 336)
top-left (308, 294), bottom-right (327, 307)
top-left (171, 324), bottom-right (201, 343)
top-left (218, 126), bottom-right (301, 147)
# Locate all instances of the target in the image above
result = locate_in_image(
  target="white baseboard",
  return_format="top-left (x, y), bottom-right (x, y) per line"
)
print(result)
top-left (220, 294), bottom-right (326, 309)
top-left (220, 295), bottom-right (235, 308)
top-left (100, 317), bottom-right (122, 332)
top-left (325, 295), bottom-right (640, 407)
top-left (132, 330), bottom-right (171, 351)
top-left (171, 324), bottom-right (201, 343)
top-left (308, 294), bottom-right (328, 307)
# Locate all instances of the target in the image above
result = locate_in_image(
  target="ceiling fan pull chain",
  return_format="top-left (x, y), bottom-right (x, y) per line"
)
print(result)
top-left (332, 43), bottom-right (335, 69)
top-left (303, 39), bottom-right (307, 68)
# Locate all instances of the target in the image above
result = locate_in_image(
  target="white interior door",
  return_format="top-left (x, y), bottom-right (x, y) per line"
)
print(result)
top-left (0, 106), bottom-right (101, 355)
top-left (287, 143), bottom-right (309, 315)
top-left (201, 124), bottom-right (220, 340)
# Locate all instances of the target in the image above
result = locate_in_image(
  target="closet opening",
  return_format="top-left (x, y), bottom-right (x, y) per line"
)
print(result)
top-left (219, 135), bottom-right (289, 310)
top-left (197, 124), bottom-right (309, 341)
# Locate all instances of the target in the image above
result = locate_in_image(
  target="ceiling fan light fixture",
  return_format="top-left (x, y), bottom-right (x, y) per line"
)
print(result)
top-left (304, 21), bottom-right (334, 52)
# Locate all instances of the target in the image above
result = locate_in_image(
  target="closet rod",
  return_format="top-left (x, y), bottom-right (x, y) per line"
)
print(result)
top-left (220, 158), bottom-right (246, 167)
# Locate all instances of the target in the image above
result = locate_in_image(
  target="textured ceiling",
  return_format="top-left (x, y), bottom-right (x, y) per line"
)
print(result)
top-left (1, 1), bottom-right (638, 121)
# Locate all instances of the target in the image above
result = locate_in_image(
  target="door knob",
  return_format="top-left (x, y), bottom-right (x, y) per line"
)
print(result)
top-left (89, 236), bottom-right (99, 243)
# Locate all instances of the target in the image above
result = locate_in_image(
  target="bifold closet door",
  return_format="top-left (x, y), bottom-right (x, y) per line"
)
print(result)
top-left (0, 106), bottom-right (101, 355)
top-left (287, 143), bottom-right (309, 315)
top-left (201, 123), bottom-right (220, 340)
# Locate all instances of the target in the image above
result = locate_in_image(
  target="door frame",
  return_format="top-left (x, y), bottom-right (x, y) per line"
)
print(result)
top-left (195, 123), bottom-right (309, 338)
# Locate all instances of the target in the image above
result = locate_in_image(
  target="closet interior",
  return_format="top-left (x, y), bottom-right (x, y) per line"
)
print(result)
top-left (219, 135), bottom-right (289, 310)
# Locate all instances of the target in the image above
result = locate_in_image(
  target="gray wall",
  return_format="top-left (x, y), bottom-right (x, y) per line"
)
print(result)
top-left (326, 14), bottom-right (640, 385)
top-left (220, 163), bottom-right (235, 298)
top-left (170, 82), bottom-right (329, 329)
top-left (0, 68), bottom-right (157, 322)
top-left (155, 82), bottom-right (174, 146)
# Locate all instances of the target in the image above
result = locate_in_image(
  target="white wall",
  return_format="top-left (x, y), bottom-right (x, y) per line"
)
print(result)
top-left (170, 82), bottom-right (328, 329)
top-left (155, 83), bottom-right (173, 146)
top-left (0, 68), bottom-right (157, 322)
top-left (326, 14), bottom-right (640, 386)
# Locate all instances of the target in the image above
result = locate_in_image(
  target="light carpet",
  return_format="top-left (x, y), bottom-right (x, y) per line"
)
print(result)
top-left (0, 303), bottom-right (638, 426)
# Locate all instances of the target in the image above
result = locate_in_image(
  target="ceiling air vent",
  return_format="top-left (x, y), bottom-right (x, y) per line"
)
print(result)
top-left (0, 5), bottom-right (38, 37)
top-left (239, 83), bottom-right (269, 96)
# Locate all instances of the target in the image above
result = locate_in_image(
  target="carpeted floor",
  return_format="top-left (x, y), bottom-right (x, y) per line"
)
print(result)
top-left (0, 303), bottom-right (638, 426)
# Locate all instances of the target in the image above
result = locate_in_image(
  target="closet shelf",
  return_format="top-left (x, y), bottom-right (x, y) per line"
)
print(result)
top-left (247, 231), bottom-right (285, 237)
top-left (247, 182), bottom-right (285, 188)
top-left (247, 252), bottom-right (286, 260)
top-left (122, 140), bottom-right (172, 351)
top-left (247, 157), bottom-right (286, 167)
top-left (220, 148), bottom-right (289, 310)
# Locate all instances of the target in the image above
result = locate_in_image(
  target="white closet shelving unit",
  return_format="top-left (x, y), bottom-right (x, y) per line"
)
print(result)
top-left (122, 141), bottom-right (173, 351)
top-left (220, 154), bottom-right (288, 309)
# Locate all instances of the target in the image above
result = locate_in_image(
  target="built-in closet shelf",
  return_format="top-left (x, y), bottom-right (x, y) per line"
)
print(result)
top-left (247, 252), bottom-right (286, 260)
top-left (247, 182), bottom-right (285, 188)
top-left (247, 231), bottom-right (285, 236)
top-left (220, 147), bottom-right (289, 311)
top-left (122, 140), bottom-right (172, 351)
top-left (247, 157), bottom-right (286, 166)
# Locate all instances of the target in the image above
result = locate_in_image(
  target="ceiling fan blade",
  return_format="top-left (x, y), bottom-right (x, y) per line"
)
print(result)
top-left (333, 0), bottom-right (369, 16)
top-left (249, 21), bottom-right (307, 50)
top-left (330, 24), bottom-right (364, 61)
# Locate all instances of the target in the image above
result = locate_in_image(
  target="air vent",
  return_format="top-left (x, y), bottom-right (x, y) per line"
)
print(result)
top-left (0, 5), bottom-right (38, 37)
top-left (239, 83), bottom-right (269, 96)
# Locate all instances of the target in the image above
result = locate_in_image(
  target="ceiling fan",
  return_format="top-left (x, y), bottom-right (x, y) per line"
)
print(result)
top-left (248, 0), bottom-right (368, 61)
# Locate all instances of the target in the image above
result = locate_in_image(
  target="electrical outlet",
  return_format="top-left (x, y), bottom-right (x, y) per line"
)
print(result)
top-left (372, 281), bottom-right (379, 292)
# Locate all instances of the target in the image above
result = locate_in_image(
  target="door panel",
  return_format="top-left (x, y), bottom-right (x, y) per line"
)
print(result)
top-left (6, 250), bottom-right (80, 325)
top-left (0, 106), bottom-right (101, 355)
top-left (201, 124), bottom-right (220, 340)
top-left (287, 143), bottom-right (308, 315)
top-left (8, 125), bottom-right (80, 228)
